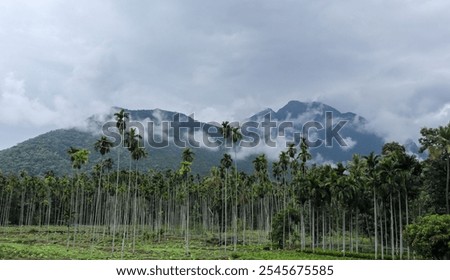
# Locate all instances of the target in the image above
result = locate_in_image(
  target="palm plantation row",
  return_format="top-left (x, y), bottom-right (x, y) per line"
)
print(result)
top-left (0, 109), bottom-right (449, 260)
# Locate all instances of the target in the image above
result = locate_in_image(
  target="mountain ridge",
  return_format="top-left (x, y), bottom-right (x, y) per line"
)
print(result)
top-left (0, 100), bottom-right (385, 175)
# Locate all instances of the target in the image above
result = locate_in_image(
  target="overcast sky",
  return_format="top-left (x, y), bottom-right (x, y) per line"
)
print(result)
top-left (1, 0), bottom-right (450, 150)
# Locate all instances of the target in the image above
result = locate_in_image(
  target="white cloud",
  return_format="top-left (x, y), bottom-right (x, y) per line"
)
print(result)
top-left (1, 0), bottom-right (450, 149)
top-left (0, 73), bottom-right (57, 126)
top-left (341, 137), bottom-right (357, 151)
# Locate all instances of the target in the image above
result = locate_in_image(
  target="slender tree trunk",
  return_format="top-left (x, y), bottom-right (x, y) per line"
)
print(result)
top-left (398, 191), bottom-right (403, 259)
top-left (373, 188), bottom-right (378, 259)
top-left (322, 208), bottom-right (325, 251)
top-left (301, 204), bottom-right (305, 251)
top-left (328, 214), bottom-right (332, 251)
top-left (112, 147), bottom-right (121, 254)
top-left (384, 203), bottom-right (388, 259)
top-left (283, 176), bottom-right (287, 249)
top-left (312, 205), bottom-right (315, 252)
top-left (67, 180), bottom-right (74, 250)
top-left (132, 164), bottom-right (139, 253)
top-left (19, 188), bottom-right (25, 228)
top-left (446, 156), bottom-right (449, 214)
top-left (342, 208), bottom-right (345, 256)
top-left (350, 211), bottom-right (353, 253)
top-left (250, 193), bottom-right (254, 245)
top-left (233, 148), bottom-right (238, 251)
top-left (242, 203), bottom-right (246, 246)
top-left (309, 200), bottom-right (312, 249)
top-left (73, 172), bottom-right (80, 247)
top-left (405, 191), bottom-right (410, 259)
top-left (185, 180), bottom-right (190, 255)
top-left (380, 202), bottom-right (384, 260)
top-left (224, 169), bottom-right (228, 251)
top-left (92, 166), bottom-right (103, 247)
top-left (120, 156), bottom-right (133, 258)
top-left (390, 193), bottom-right (394, 260)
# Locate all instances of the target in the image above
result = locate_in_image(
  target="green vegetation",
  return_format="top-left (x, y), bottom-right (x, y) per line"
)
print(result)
top-left (404, 215), bottom-right (450, 260)
top-left (0, 110), bottom-right (449, 260)
top-left (0, 226), bottom-right (361, 260)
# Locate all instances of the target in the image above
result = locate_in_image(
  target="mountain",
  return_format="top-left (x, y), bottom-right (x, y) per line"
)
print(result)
top-left (0, 109), bottom-right (225, 176)
top-left (248, 100), bottom-right (383, 162)
top-left (0, 101), bottom-right (385, 175)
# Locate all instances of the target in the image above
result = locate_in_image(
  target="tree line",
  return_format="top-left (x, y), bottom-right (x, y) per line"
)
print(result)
top-left (0, 109), bottom-right (449, 259)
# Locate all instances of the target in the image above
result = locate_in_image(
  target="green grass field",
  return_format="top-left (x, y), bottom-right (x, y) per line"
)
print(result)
top-left (0, 226), bottom-right (370, 260)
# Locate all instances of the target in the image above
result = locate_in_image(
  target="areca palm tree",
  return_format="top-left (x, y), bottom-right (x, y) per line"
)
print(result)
top-left (203, 167), bottom-right (221, 228)
top-left (231, 126), bottom-right (242, 251)
top-left (180, 148), bottom-right (194, 255)
top-left (378, 155), bottom-right (399, 260)
top-left (131, 144), bottom-right (147, 253)
top-left (93, 136), bottom-right (114, 243)
top-left (398, 154), bottom-right (420, 259)
top-left (253, 154), bottom-right (268, 176)
top-left (67, 147), bottom-right (80, 162)
top-left (115, 109), bottom-right (129, 137)
top-left (66, 148), bottom-right (90, 248)
top-left (219, 121), bottom-right (233, 249)
top-left (298, 137), bottom-right (312, 176)
top-left (220, 121), bottom-right (232, 147)
top-left (277, 151), bottom-right (290, 249)
top-left (112, 109), bottom-right (129, 253)
top-left (252, 154), bottom-right (271, 242)
top-left (121, 127), bottom-right (144, 257)
top-left (287, 143), bottom-right (299, 181)
top-left (347, 154), bottom-right (367, 253)
top-left (363, 152), bottom-right (380, 259)
top-left (292, 138), bottom-right (311, 250)
top-left (95, 136), bottom-right (114, 156)
top-left (220, 153), bottom-right (233, 250)
top-left (332, 163), bottom-right (354, 256)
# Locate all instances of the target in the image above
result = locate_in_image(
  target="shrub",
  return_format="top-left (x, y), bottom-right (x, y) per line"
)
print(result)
top-left (404, 214), bottom-right (450, 260)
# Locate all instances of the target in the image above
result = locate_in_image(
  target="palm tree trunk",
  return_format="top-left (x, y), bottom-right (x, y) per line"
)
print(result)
top-left (322, 208), bottom-right (325, 251)
top-left (356, 209), bottom-right (359, 253)
top-left (185, 180), bottom-right (190, 255)
top-left (380, 201), bottom-right (384, 260)
top-left (342, 208), bottom-right (345, 256)
top-left (120, 156), bottom-right (133, 258)
top-left (373, 188), bottom-right (378, 259)
top-left (283, 176), bottom-right (287, 249)
top-left (390, 193), bottom-right (394, 260)
top-left (19, 188), bottom-right (25, 228)
top-left (350, 211), bottom-right (353, 253)
top-left (233, 148), bottom-right (238, 251)
top-left (312, 206), bottom-right (315, 252)
top-left (446, 156), bottom-right (449, 214)
top-left (112, 148), bottom-right (120, 254)
top-left (132, 164), bottom-right (139, 253)
top-left (73, 173), bottom-right (80, 247)
top-left (92, 166), bottom-right (103, 246)
top-left (405, 191), bottom-right (410, 259)
top-left (398, 191), bottom-right (403, 259)
top-left (309, 200), bottom-right (312, 249)
top-left (301, 204), bottom-right (305, 251)
top-left (224, 169), bottom-right (228, 251)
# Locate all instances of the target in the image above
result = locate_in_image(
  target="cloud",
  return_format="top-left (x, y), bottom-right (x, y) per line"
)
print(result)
top-left (1, 0), bottom-right (450, 149)
top-left (341, 137), bottom-right (357, 151)
top-left (0, 73), bottom-right (57, 126)
top-left (312, 153), bottom-right (335, 166)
